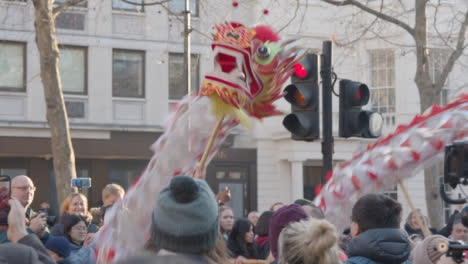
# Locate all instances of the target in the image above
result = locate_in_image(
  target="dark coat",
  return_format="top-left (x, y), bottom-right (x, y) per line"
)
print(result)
top-left (116, 252), bottom-right (209, 264)
top-left (255, 236), bottom-right (270, 260)
top-left (345, 228), bottom-right (412, 264)
top-left (0, 234), bottom-right (55, 264)
top-left (227, 240), bottom-right (260, 259)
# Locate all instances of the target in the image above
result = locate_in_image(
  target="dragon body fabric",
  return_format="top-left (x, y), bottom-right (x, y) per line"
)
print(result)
top-left (313, 94), bottom-right (468, 232)
top-left (94, 22), bottom-right (306, 263)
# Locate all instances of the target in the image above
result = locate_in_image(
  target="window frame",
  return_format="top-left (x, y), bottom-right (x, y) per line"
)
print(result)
top-left (168, 52), bottom-right (200, 101)
top-left (368, 49), bottom-right (396, 114)
top-left (112, 0), bottom-right (145, 12)
top-left (58, 44), bottom-right (88, 95)
top-left (167, 0), bottom-right (199, 17)
top-left (0, 40), bottom-right (27, 92)
top-left (112, 48), bottom-right (146, 99)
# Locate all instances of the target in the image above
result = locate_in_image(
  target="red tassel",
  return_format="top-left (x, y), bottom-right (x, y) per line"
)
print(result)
top-left (430, 139), bottom-right (444, 150)
top-left (173, 169), bottom-right (182, 176)
top-left (440, 120), bottom-right (452, 129)
top-left (232, 1), bottom-right (239, 7)
top-left (401, 138), bottom-right (411, 147)
top-left (351, 175), bottom-right (361, 190)
top-left (411, 151), bottom-right (420, 161)
top-left (363, 159), bottom-right (373, 166)
top-left (367, 171), bottom-right (378, 179)
top-left (315, 184), bottom-right (323, 196)
top-left (387, 158), bottom-right (398, 169)
top-left (326, 171), bottom-right (333, 182)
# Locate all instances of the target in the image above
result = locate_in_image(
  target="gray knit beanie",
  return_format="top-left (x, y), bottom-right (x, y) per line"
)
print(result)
top-left (151, 175), bottom-right (219, 254)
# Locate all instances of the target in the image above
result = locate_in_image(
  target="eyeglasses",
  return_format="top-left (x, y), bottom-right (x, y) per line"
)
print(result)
top-left (12, 186), bottom-right (36, 192)
top-left (72, 226), bottom-right (87, 232)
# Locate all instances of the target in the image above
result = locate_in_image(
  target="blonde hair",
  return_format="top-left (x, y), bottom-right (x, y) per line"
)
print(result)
top-left (61, 193), bottom-right (92, 219)
top-left (406, 209), bottom-right (430, 229)
top-left (278, 218), bottom-right (340, 264)
top-left (102, 183), bottom-right (125, 200)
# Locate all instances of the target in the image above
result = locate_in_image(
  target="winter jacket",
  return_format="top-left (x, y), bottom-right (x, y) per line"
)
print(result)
top-left (345, 228), bottom-right (412, 264)
top-left (404, 223), bottom-right (436, 238)
top-left (66, 242), bottom-right (95, 264)
top-left (227, 239), bottom-right (260, 259)
top-left (116, 251), bottom-right (209, 264)
top-left (0, 234), bottom-right (55, 264)
top-left (436, 210), bottom-right (459, 237)
top-left (255, 235), bottom-right (270, 260)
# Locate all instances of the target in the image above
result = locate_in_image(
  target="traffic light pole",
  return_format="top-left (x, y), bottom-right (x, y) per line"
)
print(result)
top-left (321, 41), bottom-right (334, 184)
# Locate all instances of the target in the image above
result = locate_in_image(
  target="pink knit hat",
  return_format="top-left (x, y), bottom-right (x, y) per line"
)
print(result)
top-left (411, 235), bottom-right (449, 264)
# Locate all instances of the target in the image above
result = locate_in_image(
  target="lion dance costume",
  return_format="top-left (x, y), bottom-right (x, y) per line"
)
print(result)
top-left (94, 22), bottom-right (307, 263)
top-left (94, 21), bottom-right (468, 262)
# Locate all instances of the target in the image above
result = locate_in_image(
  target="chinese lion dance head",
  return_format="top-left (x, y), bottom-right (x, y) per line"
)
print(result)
top-left (201, 22), bottom-right (307, 119)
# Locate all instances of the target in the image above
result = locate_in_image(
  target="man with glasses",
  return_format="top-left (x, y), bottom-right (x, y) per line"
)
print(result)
top-left (3, 175), bottom-right (51, 244)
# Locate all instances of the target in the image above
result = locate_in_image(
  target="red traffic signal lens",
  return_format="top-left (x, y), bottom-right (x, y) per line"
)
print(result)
top-left (356, 88), bottom-right (360, 100)
top-left (294, 63), bottom-right (307, 78)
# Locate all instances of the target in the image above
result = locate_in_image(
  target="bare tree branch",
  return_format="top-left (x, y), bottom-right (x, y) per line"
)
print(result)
top-left (120, 0), bottom-right (170, 6)
top-left (278, 0), bottom-right (300, 33)
top-left (334, 16), bottom-right (379, 47)
top-left (435, 10), bottom-right (468, 90)
top-left (53, 0), bottom-right (87, 17)
top-left (320, 0), bottom-right (415, 37)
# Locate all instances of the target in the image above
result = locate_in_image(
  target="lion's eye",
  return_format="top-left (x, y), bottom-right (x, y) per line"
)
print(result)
top-left (257, 46), bottom-right (270, 59)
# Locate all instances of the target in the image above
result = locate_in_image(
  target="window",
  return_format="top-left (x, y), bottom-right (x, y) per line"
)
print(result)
top-left (168, 53), bottom-right (199, 100)
top-left (113, 0), bottom-right (144, 12)
top-left (369, 49), bottom-right (395, 114)
top-left (168, 0), bottom-right (198, 17)
top-left (113, 49), bottom-right (145, 98)
top-left (54, 0), bottom-right (87, 7)
top-left (429, 49), bottom-right (450, 106)
top-left (59, 46), bottom-right (87, 94)
top-left (0, 41), bottom-right (26, 92)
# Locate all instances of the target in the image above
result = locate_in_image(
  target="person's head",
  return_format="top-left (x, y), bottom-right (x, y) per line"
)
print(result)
top-left (61, 193), bottom-right (89, 217)
top-left (151, 175), bottom-right (219, 255)
top-left (407, 209), bottom-right (428, 230)
top-left (102, 183), bottom-right (125, 207)
top-left (279, 218), bottom-right (340, 264)
top-left (351, 194), bottom-right (402, 238)
top-left (229, 218), bottom-right (255, 245)
top-left (63, 214), bottom-right (88, 245)
top-left (450, 215), bottom-right (468, 242)
top-left (219, 205), bottom-right (234, 234)
top-left (11, 175), bottom-right (35, 208)
top-left (411, 235), bottom-right (452, 264)
top-left (303, 204), bottom-right (325, 219)
top-left (45, 236), bottom-right (71, 261)
top-left (270, 202), bottom-right (285, 212)
top-left (40, 201), bottom-right (50, 210)
top-left (247, 211), bottom-right (259, 226)
top-left (269, 204), bottom-right (308, 259)
top-left (255, 211), bottom-right (274, 237)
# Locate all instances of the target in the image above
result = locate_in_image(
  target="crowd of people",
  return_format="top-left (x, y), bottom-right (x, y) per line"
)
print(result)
top-left (0, 174), bottom-right (467, 264)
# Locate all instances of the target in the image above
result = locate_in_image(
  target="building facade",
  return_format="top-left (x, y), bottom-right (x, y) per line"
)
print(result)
top-left (0, 0), bottom-right (466, 221)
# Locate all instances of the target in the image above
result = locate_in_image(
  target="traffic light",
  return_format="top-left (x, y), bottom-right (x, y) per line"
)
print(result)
top-left (338, 79), bottom-right (383, 138)
top-left (283, 53), bottom-right (320, 141)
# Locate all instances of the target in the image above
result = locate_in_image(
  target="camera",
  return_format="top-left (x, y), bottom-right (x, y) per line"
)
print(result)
top-left (437, 240), bottom-right (468, 263)
top-left (36, 209), bottom-right (57, 227)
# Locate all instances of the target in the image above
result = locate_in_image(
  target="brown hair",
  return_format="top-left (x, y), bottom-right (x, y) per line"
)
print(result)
top-left (61, 193), bottom-right (92, 220)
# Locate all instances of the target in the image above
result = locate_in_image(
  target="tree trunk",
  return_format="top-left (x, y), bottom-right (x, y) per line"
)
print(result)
top-left (32, 0), bottom-right (76, 204)
top-left (413, 0), bottom-right (445, 229)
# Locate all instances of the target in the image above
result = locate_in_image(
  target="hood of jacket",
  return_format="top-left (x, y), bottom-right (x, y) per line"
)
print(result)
top-left (346, 228), bottom-right (411, 264)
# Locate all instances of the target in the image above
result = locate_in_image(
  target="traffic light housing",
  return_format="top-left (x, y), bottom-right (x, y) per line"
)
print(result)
top-left (283, 53), bottom-right (320, 141)
top-left (339, 79), bottom-right (383, 138)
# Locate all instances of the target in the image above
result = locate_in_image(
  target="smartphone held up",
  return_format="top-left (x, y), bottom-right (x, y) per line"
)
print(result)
top-left (0, 175), bottom-right (11, 226)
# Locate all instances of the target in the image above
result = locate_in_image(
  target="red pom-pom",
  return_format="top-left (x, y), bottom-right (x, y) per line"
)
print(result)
top-left (232, 1), bottom-right (238, 7)
top-left (263, 9), bottom-right (269, 15)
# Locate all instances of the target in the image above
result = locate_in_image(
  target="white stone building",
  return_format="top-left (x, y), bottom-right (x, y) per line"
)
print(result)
top-left (0, 0), bottom-right (466, 222)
